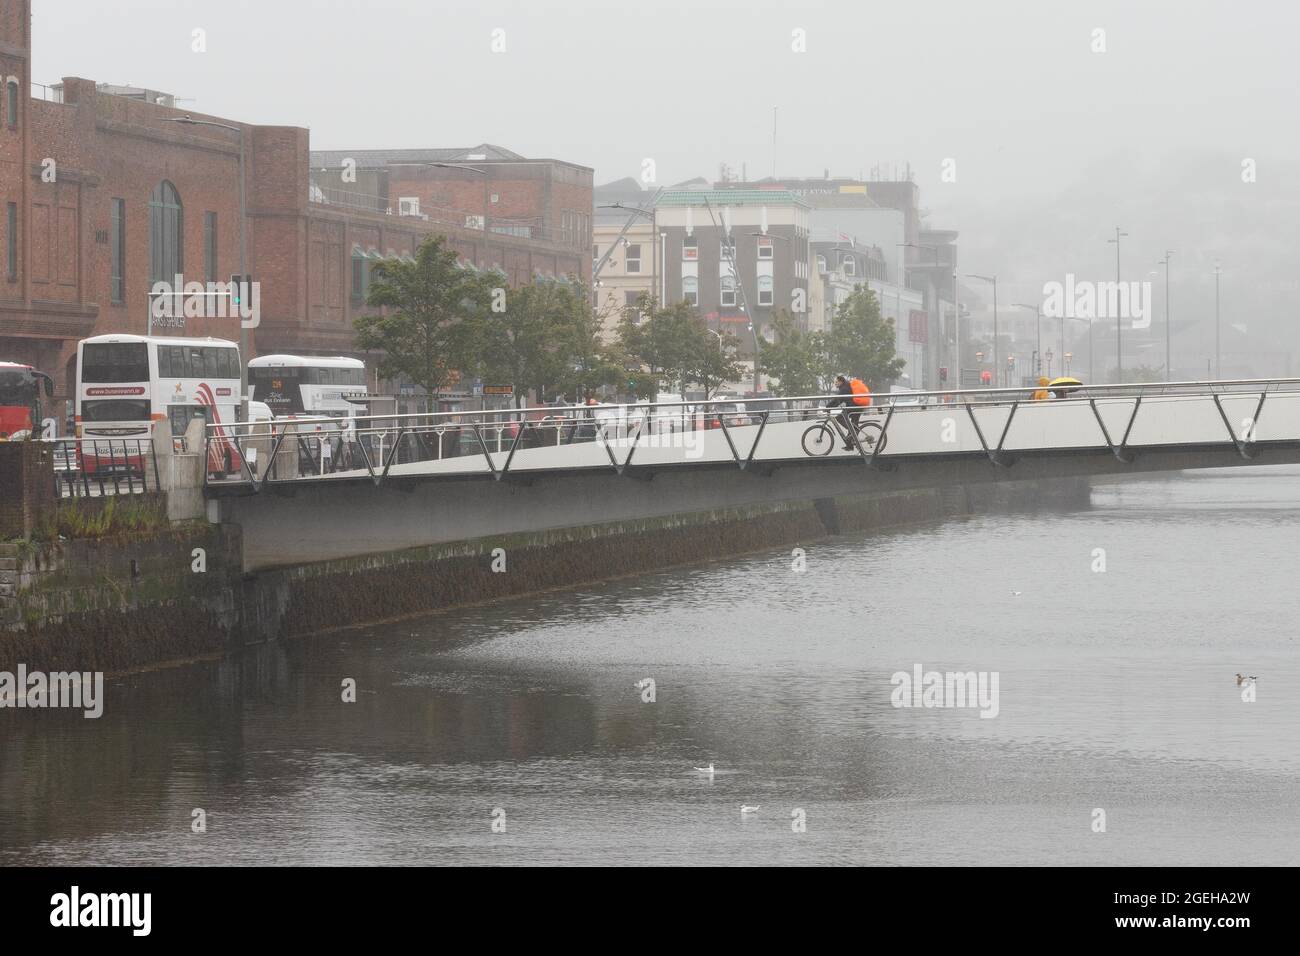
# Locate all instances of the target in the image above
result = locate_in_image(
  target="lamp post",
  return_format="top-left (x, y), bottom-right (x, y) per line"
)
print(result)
top-left (1157, 251), bottom-right (1173, 379)
top-left (1213, 260), bottom-right (1222, 378)
top-left (1107, 226), bottom-right (1128, 382)
top-left (1013, 302), bottom-right (1042, 377)
top-left (966, 274), bottom-right (998, 383)
top-left (1045, 348), bottom-right (1054, 378)
top-left (167, 115), bottom-right (247, 422)
top-left (596, 200), bottom-right (659, 308)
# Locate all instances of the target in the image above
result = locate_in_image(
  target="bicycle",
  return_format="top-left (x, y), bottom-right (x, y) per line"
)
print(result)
top-left (800, 408), bottom-right (887, 457)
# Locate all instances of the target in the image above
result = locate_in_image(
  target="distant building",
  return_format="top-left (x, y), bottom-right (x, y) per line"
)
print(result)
top-left (720, 174), bottom-right (958, 388)
top-left (592, 178), bottom-right (659, 338)
top-left (653, 188), bottom-right (811, 390)
top-left (0, 0), bottom-right (590, 413)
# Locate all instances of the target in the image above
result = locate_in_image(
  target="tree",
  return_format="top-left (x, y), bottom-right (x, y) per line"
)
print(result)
top-left (827, 285), bottom-right (906, 390)
top-left (353, 235), bottom-right (491, 411)
top-left (618, 296), bottom-right (742, 397)
top-left (760, 310), bottom-right (831, 396)
top-left (469, 279), bottom-right (629, 405)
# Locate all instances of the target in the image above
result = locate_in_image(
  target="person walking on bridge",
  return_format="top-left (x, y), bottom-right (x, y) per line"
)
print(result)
top-left (826, 374), bottom-right (872, 450)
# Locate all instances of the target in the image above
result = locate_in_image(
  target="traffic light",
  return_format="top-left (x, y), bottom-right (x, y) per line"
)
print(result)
top-left (230, 274), bottom-right (253, 307)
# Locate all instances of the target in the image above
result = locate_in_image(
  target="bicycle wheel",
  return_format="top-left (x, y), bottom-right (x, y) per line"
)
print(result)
top-left (801, 423), bottom-right (836, 456)
top-left (856, 419), bottom-right (887, 453)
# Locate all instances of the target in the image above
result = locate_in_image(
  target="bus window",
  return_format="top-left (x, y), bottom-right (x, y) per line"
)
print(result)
top-left (82, 342), bottom-right (148, 383)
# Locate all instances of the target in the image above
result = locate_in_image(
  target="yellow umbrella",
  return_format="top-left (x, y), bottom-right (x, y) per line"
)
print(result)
top-left (1048, 376), bottom-right (1083, 398)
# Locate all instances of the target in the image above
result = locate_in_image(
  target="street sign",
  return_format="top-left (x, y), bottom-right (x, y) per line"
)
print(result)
top-left (482, 384), bottom-right (514, 396)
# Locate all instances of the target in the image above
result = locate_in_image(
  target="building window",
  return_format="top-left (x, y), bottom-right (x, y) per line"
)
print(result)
top-left (816, 254), bottom-right (826, 273)
top-left (204, 211), bottom-right (218, 283)
top-left (757, 238), bottom-right (774, 260)
top-left (720, 240), bottom-right (736, 262)
top-left (148, 181), bottom-right (183, 283)
top-left (758, 275), bottom-right (774, 306)
top-left (592, 244), bottom-right (599, 260)
top-left (351, 248), bottom-right (367, 302)
top-left (5, 202), bottom-right (15, 281)
top-left (683, 275), bottom-right (698, 306)
top-left (110, 199), bottom-right (125, 303)
top-left (5, 80), bottom-right (16, 130)
top-left (624, 290), bottom-right (641, 322)
top-left (625, 244), bottom-right (641, 274)
top-left (843, 257), bottom-right (856, 277)
top-left (720, 275), bottom-right (737, 307)
top-left (683, 236), bottom-right (698, 261)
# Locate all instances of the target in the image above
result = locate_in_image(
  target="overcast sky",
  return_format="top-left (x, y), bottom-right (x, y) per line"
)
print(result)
top-left (38, 0), bottom-right (1300, 357)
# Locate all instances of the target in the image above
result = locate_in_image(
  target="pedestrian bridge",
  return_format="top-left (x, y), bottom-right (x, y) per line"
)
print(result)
top-left (206, 379), bottom-right (1300, 570)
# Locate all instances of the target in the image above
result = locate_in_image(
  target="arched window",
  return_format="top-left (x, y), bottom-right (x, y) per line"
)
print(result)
top-left (720, 275), bottom-right (737, 307)
top-left (682, 275), bottom-right (698, 306)
top-left (149, 181), bottom-right (183, 282)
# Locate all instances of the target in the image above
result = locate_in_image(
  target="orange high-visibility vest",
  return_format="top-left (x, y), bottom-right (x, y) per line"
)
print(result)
top-left (849, 378), bottom-right (872, 406)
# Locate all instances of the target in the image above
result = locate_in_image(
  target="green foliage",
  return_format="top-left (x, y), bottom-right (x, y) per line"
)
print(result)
top-left (472, 280), bottom-right (626, 405)
top-left (617, 297), bottom-right (744, 397)
top-left (826, 285), bottom-right (906, 391)
top-left (353, 235), bottom-right (493, 410)
top-left (31, 497), bottom-right (167, 542)
top-left (760, 311), bottom-right (831, 397)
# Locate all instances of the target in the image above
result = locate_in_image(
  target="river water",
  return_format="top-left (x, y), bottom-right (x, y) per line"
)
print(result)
top-left (3, 466), bottom-right (1298, 866)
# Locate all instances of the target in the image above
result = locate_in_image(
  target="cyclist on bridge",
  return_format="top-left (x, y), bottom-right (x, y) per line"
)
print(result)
top-left (826, 374), bottom-right (872, 450)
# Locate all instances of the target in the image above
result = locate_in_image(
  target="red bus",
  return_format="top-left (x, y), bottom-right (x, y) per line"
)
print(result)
top-left (0, 361), bottom-right (55, 440)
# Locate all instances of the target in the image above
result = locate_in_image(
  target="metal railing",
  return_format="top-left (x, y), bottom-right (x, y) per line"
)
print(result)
top-left (51, 438), bottom-right (161, 498)
top-left (203, 377), bottom-right (1300, 491)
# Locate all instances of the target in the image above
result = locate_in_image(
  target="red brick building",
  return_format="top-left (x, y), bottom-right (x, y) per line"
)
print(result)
top-left (0, 0), bottom-right (592, 415)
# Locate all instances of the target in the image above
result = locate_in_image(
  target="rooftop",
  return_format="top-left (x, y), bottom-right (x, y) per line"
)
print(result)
top-left (655, 189), bottom-right (807, 208)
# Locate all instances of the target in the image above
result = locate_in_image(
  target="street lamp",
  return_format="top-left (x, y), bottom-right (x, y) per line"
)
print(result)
top-left (1158, 251), bottom-right (1174, 380)
top-left (1045, 348), bottom-right (1054, 378)
top-left (1213, 260), bottom-right (1223, 378)
top-left (596, 200), bottom-right (660, 306)
top-left (966, 274), bottom-right (998, 384)
top-left (1013, 302), bottom-right (1043, 377)
top-left (167, 115), bottom-right (247, 423)
top-left (1065, 351), bottom-right (1073, 375)
top-left (1107, 226), bottom-right (1129, 381)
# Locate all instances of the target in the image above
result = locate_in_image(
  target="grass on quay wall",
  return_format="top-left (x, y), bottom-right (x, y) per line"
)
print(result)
top-left (30, 497), bottom-right (169, 543)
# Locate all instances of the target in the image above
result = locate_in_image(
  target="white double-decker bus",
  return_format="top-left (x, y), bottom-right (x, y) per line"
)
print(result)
top-left (247, 355), bottom-right (366, 424)
top-left (75, 334), bottom-right (243, 476)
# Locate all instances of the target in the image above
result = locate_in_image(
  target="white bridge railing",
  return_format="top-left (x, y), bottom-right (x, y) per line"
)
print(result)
top-left (203, 378), bottom-right (1300, 492)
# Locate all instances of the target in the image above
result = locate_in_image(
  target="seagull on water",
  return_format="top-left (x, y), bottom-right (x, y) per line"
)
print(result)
top-left (1010, 591), bottom-right (1022, 596)
top-left (1236, 673), bottom-right (1257, 686)
top-left (740, 805), bottom-right (760, 815)
top-left (694, 763), bottom-right (715, 777)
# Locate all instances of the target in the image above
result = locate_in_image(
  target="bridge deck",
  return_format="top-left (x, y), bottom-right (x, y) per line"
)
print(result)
top-left (205, 382), bottom-right (1300, 495)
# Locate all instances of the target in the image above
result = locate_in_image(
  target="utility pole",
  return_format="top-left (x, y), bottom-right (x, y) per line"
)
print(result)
top-left (1107, 226), bottom-right (1128, 383)
top-left (1213, 261), bottom-right (1222, 378)
top-left (1158, 250), bottom-right (1173, 379)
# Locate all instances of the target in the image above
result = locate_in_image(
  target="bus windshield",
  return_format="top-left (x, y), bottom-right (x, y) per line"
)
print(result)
top-left (0, 366), bottom-right (42, 438)
top-left (82, 342), bottom-right (149, 383)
